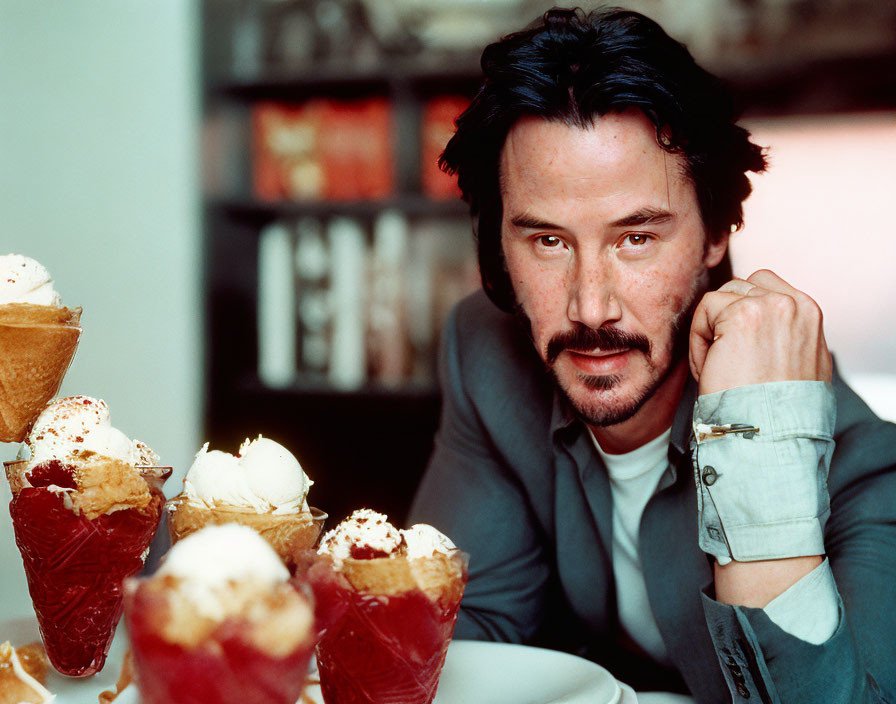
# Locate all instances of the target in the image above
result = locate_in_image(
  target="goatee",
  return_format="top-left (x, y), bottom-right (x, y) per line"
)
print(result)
top-left (514, 287), bottom-right (701, 428)
top-left (549, 309), bottom-right (691, 427)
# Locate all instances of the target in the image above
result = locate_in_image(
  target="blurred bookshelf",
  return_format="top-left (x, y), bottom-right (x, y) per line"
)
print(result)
top-left (200, 0), bottom-right (482, 526)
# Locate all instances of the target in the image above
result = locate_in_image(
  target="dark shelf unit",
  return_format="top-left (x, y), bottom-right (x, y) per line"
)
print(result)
top-left (210, 59), bottom-right (482, 99)
top-left (202, 30), bottom-right (480, 528)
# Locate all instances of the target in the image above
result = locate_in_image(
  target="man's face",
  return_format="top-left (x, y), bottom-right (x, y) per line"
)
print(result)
top-left (499, 109), bottom-right (728, 427)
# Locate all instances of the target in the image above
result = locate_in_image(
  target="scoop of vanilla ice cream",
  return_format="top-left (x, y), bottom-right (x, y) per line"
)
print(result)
top-left (79, 425), bottom-right (135, 461)
top-left (317, 509), bottom-right (403, 566)
top-left (239, 436), bottom-right (310, 512)
top-left (402, 524), bottom-right (456, 559)
top-left (157, 524), bottom-right (289, 619)
top-left (25, 395), bottom-right (159, 468)
top-left (182, 436), bottom-right (311, 514)
top-left (0, 254), bottom-right (63, 306)
top-left (183, 444), bottom-right (264, 511)
top-left (318, 511), bottom-right (458, 568)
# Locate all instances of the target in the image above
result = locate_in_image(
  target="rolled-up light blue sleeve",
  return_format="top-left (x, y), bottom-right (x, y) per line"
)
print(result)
top-left (692, 381), bottom-right (835, 562)
top-left (692, 381), bottom-right (839, 644)
top-left (693, 374), bottom-right (896, 702)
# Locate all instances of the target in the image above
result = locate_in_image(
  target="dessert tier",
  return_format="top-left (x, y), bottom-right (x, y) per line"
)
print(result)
top-left (0, 303), bottom-right (81, 442)
top-left (167, 499), bottom-right (327, 568)
top-left (124, 581), bottom-right (315, 704)
top-left (5, 460), bottom-right (168, 677)
top-left (308, 554), bottom-right (467, 704)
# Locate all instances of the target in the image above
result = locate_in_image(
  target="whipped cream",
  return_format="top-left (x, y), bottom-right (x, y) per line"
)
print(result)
top-left (403, 523), bottom-right (457, 559)
top-left (157, 524), bottom-right (289, 620)
top-left (318, 509), bottom-right (455, 569)
top-left (182, 436), bottom-right (312, 514)
top-left (25, 396), bottom-right (158, 469)
top-left (0, 254), bottom-right (63, 306)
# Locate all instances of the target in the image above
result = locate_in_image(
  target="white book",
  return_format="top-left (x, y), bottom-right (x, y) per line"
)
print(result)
top-left (327, 217), bottom-right (367, 389)
top-left (257, 222), bottom-right (296, 388)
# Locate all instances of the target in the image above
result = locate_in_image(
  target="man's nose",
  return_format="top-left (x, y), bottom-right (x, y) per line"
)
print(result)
top-left (566, 256), bottom-right (622, 329)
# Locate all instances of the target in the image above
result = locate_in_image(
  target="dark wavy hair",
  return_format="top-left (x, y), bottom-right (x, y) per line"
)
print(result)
top-left (440, 7), bottom-right (768, 312)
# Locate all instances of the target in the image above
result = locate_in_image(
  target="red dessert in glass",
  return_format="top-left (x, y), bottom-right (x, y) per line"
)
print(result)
top-left (124, 526), bottom-right (316, 704)
top-left (306, 512), bottom-right (468, 704)
top-left (5, 458), bottom-right (169, 677)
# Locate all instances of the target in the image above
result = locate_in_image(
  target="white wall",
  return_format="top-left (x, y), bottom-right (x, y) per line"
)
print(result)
top-left (732, 113), bottom-right (896, 418)
top-left (0, 2), bottom-right (201, 617)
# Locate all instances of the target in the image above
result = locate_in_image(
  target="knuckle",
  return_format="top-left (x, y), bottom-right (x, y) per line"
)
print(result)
top-left (769, 292), bottom-right (797, 316)
top-left (747, 268), bottom-right (775, 283)
top-left (783, 295), bottom-right (799, 315)
top-left (737, 298), bottom-right (765, 325)
top-left (791, 290), bottom-right (824, 325)
top-left (804, 296), bottom-right (824, 322)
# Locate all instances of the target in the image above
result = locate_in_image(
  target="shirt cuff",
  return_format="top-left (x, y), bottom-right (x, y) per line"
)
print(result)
top-left (762, 557), bottom-right (840, 644)
top-left (692, 381), bottom-right (836, 562)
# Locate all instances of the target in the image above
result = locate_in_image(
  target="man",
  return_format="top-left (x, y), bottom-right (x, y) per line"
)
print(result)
top-left (409, 8), bottom-right (896, 703)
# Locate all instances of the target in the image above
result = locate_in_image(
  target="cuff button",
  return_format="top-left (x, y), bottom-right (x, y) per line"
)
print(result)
top-left (702, 466), bottom-right (719, 486)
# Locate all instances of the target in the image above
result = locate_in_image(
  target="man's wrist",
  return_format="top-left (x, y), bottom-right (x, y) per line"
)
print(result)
top-left (691, 381), bottom-right (836, 562)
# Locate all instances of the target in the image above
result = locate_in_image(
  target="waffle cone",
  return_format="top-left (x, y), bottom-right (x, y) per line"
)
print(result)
top-left (339, 551), bottom-right (467, 605)
top-left (168, 497), bottom-right (326, 567)
top-left (0, 303), bottom-right (82, 442)
top-left (5, 459), bottom-right (171, 520)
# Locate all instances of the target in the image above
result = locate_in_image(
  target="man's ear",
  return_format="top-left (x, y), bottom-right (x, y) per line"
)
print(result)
top-left (704, 231), bottom-right (730, 269)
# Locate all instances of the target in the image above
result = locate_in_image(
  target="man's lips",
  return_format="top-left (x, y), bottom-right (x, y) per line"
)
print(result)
top-left (564, 348), bottom-right (633, 374)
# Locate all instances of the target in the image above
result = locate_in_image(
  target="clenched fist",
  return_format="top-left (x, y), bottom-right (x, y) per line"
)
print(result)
top-left (689, 269), bottom-right (833, 396)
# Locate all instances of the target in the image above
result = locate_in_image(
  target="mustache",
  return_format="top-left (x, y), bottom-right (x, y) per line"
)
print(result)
top-left (546, 324), bottom-right (651, 366)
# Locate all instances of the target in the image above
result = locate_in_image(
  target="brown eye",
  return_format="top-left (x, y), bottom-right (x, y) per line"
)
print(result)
top-left (626, 234), bottom-right (650, 246)
top-left (538, 235), bottom-right (562, 248)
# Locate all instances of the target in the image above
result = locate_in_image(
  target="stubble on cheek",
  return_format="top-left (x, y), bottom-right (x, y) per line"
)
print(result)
top-left (666, 267), bottom-right (712, 363)
top-left (506, 269), bottom-right (562, 362)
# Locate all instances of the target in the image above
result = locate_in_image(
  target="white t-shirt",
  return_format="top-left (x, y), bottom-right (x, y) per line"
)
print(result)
top-left (590, 428), bottom-right (672, 665)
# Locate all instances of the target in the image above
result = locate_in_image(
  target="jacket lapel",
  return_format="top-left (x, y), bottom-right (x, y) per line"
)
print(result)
top-left (639, 378), bottom-right (729, 701)
top-left (553, 426), bottom-right (616, 636)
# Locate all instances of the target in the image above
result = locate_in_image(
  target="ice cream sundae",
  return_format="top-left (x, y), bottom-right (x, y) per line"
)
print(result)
top-left (167, 436), bottom-right (324, 567)
top-left (124, 524), bottom-right (317, 704)
top-left (0, 254), bottom-right (81, 442)
top-left (308, 509), bottom-right (467, 704)
top-left (4, 395), bottom-right (169, 677)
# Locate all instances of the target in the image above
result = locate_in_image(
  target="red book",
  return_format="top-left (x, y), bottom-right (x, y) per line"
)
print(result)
top-left (252, 99), bottom-right (394, 201)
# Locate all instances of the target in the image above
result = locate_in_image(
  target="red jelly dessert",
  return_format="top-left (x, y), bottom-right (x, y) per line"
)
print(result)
top-left (124, 524), bottom-right (316, 704)
top-left (308, 510), bottom-right (468, 704)
top-left (5, 458), bottom-right (169, 677)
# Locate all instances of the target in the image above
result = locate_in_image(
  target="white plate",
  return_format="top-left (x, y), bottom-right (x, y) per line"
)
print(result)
top-left (1, 618), bottom-right (632, 704)
top-left (436, 640), bottom-right (624, 704)
top-left (303, 640), bottom-right (628, 704)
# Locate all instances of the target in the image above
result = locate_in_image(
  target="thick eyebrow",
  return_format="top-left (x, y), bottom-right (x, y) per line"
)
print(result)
top-left (508, 207), bottom-right (674, 232)
top-left (508, 213), bottom-right (564, 231)
top-left (609, 207), bottom-right (674, 228)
